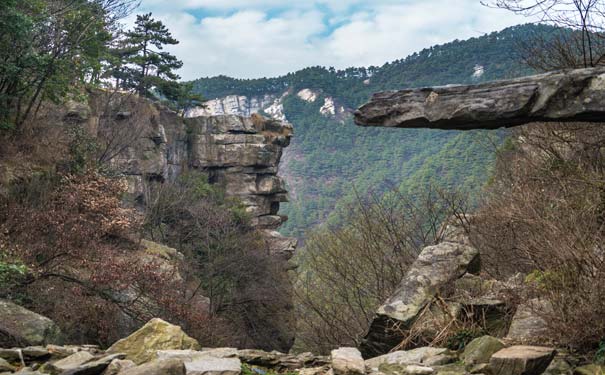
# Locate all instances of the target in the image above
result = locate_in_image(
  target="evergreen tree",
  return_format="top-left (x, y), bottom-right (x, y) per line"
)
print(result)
top-left (117, 13), bottom-right (182, 97)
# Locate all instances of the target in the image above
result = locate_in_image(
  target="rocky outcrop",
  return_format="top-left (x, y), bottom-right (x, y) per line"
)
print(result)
top-left (0, 300), bottom-right (63, 348)
top-left (360, 237), bottom-right (479, 357)
top-left (84, 93), bottom-right (296, 258)
top-left (354, 67), bottom-right (605, 130)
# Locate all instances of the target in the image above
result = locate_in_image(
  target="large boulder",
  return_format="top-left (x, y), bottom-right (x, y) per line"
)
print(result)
top-left (360, 241), bottom-right (479, 357)
top-left (330, 348), bottom-right (365, 375)
top-left (354, 66), bottom-right (605, 130)
top-left (489, 346), bottom-right (556, 375)
top-left (0, 299), bottom-right (63, 347)
top-left (106, 318), bottom-right (200, 365)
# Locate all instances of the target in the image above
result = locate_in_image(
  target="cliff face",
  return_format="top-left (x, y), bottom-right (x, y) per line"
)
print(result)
top-left (186, 94), bottom-right (287, 122)
top-left (88, 93), bottom-right (296, 258)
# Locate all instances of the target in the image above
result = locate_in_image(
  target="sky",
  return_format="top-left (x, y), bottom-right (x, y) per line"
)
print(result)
top-left (132, 0), bottom-right (535, 80)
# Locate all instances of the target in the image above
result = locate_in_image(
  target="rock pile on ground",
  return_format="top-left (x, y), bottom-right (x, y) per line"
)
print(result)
top-left (1, 315), bottom-right (602, 375)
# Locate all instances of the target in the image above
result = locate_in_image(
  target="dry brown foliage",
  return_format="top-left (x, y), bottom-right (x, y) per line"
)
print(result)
top-left (472, 122), bottom-right (605, 351)
top-left (293, 187), bottom-right (468, 354)
top-left (0, 171), bottom-right (209, 345)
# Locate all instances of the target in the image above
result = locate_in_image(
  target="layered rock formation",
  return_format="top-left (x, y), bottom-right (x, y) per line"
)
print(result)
top-left (87, 93), bottom-right (296, 258)
top-left (354, 67), bottom-right (605, 130)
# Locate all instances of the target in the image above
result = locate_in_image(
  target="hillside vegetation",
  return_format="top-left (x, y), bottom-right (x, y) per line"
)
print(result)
top-left (191, 24), bottom-right (554, 238)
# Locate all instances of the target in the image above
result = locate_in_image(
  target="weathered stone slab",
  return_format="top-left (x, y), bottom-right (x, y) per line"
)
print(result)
top-left (365, 347), bottom-right (448, 371)
top-left (489, 346), bottom-right (556, 375)
top-left (506, 299), bottom-right (552, 344)
top-left (118, 358), bottom-right (186, 375)
top-left (354, 67), bottom-right (605, 130)
top-left (360, 242), bottom-right (479, 357)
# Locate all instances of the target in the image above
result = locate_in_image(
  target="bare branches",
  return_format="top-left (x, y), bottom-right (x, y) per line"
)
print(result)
top-left (484, 0), bottom-right (605, 69)
top-left (293, 186), bottom-right (469, 354)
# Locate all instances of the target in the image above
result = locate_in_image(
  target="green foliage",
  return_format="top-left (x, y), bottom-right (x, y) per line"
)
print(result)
top-left (66, 124), bottom-right (100, 174)
top-left (190, 24), bottom-right (552, 238)
top-left (113, 13), bottom-right (182, 98)
top-left (0, 249), bottom-right (29, 301)
top-left (596, 340), bottom-right (605, 365)
top-left (0, 259), bottom-right (28, 287)
top-left (0, 0), bottom-right (127, 130)
top-left (160, 81), bottom-right (205, 116)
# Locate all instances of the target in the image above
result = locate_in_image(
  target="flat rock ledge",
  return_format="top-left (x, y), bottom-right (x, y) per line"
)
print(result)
top-left (354, 67), bottom-right (605, 130)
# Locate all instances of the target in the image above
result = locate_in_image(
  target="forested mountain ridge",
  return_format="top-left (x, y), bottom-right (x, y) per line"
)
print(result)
top-left (190, 24), bottom-right (553, 238)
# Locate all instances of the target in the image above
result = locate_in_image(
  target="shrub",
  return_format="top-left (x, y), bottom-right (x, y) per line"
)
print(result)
top-left (293, 187), bottom-right (468, 354)
top-left (142, 171), bottom-right (292, 350)
top-left (472, 122), bottom-right (605, 352)
top-left (1, 170), bottom-right (209, 345)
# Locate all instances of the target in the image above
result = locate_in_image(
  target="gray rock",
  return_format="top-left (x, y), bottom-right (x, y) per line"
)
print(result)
top-left (379, 363), bottom-right (435, 375)
top-left (354, 67), bottom-right (605, 130)
top-left (119, 359), bottom-right (186, 375)
top-left (43, 351), bottom-right (95, 373)
top-left (185, 357), bottom-right (241, 375)
top-left (331, 348), bottom-right (365, 375)
top-left (0, 300), bottom-right (63, 347)
top-left (543, 358), bottom-right (572, 375)
top-left (0, 358), bottom-right (15, 372)
top-left (461, 336), bottom-right (505, 365)
top-left (365, 348), bottom-right (449, 371)
top-left (506, 299), bottom-right (551, 344)
top-left (102, 359), bottom-right (136, 375)
top-left (433, 363), bottom-right (469, 374)
top-left (60, 354), bottom-right (126, 375)
top-left (573, 364), bottom-right (605, 375)
top-left (156, 349), bottom-right (241, 375)
top-left (489, 346), bottom-right (556, 375)
top-left (236, 349), bottom-right (328, 370)
top-left (361, 242), bottom-right (479, 357)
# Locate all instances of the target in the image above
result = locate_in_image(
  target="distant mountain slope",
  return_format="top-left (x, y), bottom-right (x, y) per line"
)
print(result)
top-left (190, 24), bottom-right (555, 239)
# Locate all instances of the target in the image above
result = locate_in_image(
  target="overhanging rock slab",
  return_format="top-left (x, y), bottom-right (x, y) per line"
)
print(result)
top-left (354, 67), bottom-right (605, 130)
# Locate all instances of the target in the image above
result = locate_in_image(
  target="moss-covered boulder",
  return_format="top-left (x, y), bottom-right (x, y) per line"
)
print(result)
top-left (107, 318), bottom-right (200, 365)
top-left (461, 335), bottom-right (505, 365)
top-left (0, 299), bottom-right (63, 347)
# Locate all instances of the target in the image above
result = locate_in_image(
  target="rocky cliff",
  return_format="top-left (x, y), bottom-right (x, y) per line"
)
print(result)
top-left (86, 92), bottom-right (297, 258)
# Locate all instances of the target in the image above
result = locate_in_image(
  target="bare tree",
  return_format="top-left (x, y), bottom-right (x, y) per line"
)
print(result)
top-left (483, 0), bottom-right (605, 70)
top-left (293, 187), bottom-right (469, 354)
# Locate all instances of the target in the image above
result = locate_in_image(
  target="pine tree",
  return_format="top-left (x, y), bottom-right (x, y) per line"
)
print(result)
top-left (116, 13), bottom-right (182, 97)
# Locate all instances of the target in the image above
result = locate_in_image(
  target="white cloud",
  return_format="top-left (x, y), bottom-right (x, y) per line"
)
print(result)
top-left (135, 0), bottom-right (535, 79)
